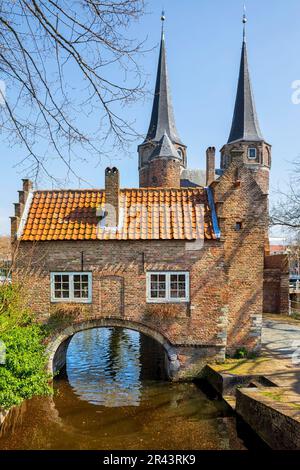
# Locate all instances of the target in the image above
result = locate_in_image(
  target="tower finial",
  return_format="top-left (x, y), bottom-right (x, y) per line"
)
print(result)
top-left (243, 4), bottom-right (247, 42)
top-left (161, 9), bottom-right (165, 34)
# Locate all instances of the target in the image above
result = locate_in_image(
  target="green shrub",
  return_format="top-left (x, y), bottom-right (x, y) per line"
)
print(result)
top-left (0, 283), bottom-right (31, 334)
top-left (0, 325), bottom-right (52, 410)
top-left (0, 284), bottom-right (52, 410)
top-left (234, 347), bottom-right (248, 359)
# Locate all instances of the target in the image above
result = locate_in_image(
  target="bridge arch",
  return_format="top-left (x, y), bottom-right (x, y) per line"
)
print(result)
top-left (46, 318), bottom-right (181, 380)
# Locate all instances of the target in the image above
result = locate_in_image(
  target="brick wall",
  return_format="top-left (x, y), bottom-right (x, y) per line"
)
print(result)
top-left (263, 254), bottom-right (289, 315)
top-left (220, 141), bottom-right (271, 196)
top-left (139, 159), bottom-right (181, 188)
top-left (13, 238), bottom-right (228, 348)
top-left (213, 160), bottom-right (268, 353)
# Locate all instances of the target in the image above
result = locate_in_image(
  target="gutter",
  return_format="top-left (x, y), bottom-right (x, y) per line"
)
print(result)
top-left (206, 186), bottom-right (221, 239)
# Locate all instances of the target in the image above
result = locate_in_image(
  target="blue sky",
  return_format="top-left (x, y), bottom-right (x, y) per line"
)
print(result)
top-left (1, 0), bottom-right (300, 235)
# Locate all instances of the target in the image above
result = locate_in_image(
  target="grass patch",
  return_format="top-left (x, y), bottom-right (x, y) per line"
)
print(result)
top-left (289, 403), bottom-right (300, 410)
top-left (261, 390), bottom-right (284, 402)
top-left (212, 357), bottom-right (270, 375)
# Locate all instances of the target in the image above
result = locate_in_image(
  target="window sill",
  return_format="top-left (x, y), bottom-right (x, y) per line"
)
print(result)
top-left (146, 299), bottom-right (189, 304)
top-left (50, 299), bottom-right (92, 304)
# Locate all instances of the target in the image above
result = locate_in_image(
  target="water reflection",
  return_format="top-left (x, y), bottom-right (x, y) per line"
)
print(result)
top-left (67, 329), bottom-right (142, 406)
top-left (0, 327), bottom-right (253, 450)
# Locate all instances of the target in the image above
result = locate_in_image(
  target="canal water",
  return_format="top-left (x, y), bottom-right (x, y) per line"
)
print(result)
top-left (0, 328), bottom-right (258, 450)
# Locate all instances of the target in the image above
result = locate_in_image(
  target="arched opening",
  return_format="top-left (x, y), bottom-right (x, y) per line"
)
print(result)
top-left (59, 327), bottom-right (168, 407)
top-left (48, 318), bottom-right (180, 382)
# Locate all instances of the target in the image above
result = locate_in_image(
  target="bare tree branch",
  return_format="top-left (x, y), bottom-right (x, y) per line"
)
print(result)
top-left (271, 157), bottom-right (300, 232)
top-left (0, 0), bottom-right (147, 183)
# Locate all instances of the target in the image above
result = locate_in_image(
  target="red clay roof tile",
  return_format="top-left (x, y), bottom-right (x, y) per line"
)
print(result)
top-left (20, 188), bottom-right (216, 242)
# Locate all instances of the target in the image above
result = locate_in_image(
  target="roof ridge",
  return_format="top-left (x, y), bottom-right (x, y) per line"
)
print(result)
top-left (33, 186), bottom-right (206, 193)
top-left (122, 187), bottom-right (205, 191)
top-left (33, 188), bottom-right (104, 193)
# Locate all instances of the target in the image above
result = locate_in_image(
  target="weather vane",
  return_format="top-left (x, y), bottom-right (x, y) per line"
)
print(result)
top-left (243, 4), bottom-right (247, 41)
top-left (161, 9), bottom-right (165, 32)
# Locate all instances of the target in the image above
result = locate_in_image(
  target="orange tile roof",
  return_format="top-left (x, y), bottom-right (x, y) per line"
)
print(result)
top-left (21, 188), bottom-right (216, 241)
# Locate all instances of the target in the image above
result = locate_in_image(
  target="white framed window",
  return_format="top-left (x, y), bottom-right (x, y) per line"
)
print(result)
top-left (248, 147), bottom-right (257, 159)
top-left (146, 272), bottom-right (189, 303)
top-left (50, 272), bottom-right (92, 303)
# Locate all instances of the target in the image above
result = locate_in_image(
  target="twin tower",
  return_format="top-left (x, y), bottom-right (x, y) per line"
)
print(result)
top-left (138, 19), bottom-right (271, 192)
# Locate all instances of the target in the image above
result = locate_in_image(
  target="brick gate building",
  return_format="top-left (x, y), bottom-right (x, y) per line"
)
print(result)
top-left (11, 18), bottom-right (271, 380)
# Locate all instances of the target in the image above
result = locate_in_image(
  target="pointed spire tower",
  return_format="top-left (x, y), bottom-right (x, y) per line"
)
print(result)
top-left (138, 12), bottom-right (187, 188)
top-left (220, 10), bottom-right (271, 193)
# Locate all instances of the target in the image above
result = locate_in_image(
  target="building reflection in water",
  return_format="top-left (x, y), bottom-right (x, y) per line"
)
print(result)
top-left (66, 328), bottom-right (167, 407)
top-left (0, 327), bottom-right (253, 450)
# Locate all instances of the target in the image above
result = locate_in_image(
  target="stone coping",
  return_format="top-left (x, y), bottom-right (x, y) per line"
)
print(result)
top-left (238, 387), bottom-right (300, 421)
top-left (236, 387), bottom-right (300, 449)
top-left (206, 359), bottom-right (300, 449)
top-left (210, 357), bottom-right (300, 378)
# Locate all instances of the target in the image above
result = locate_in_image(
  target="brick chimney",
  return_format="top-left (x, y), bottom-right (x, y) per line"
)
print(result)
top-left (206, 147), bottom-right (215, 186)
top-left (10, 179), bottom-right (33, 241)
top-left (105, 167), bottom-right (119, 227)
top-left (22, 178), bottom-right (33, 193)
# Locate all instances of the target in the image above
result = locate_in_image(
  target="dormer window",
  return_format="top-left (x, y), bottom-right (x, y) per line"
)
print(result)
top-left (177, 148), bottom-right (183, 159)
top-left (248, 147), bottom-right (257, 159)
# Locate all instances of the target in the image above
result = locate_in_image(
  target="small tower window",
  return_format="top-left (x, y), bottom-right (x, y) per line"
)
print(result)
top-left (224, 155), bottom-right (231, 167)
top-left (177, 148), bottom-right (183, 159)
top-left (248, 147), bottom-right (257, 159)
top-left (235, 222), bottom-right (243, 231)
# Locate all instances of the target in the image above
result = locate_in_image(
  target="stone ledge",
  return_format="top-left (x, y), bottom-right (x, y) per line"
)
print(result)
top-left (203, 364), bottom-right (276, 396)
top-left (236, 387), bottom-right (300, 449)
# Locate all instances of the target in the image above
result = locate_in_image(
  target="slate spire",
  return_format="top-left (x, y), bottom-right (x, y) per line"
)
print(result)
top-left (138, 14), bottom-right (187, 188)
top-left (144, 27), bottom-right (182, 145)
top-left (227, 16), bottom-right (263, 144)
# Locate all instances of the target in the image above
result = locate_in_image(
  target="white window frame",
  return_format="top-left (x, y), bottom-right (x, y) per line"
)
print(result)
top-left (146, 271), bottom-right (190, 303)
top-left (248, 147), bottom-right (257, 159)
top-left (50, 272), bottom-right (92, 303)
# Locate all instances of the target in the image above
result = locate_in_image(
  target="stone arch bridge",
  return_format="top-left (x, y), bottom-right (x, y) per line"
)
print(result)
top-left (46, 317), bottom-right (222, 381)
